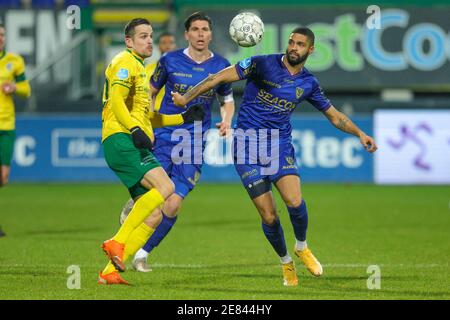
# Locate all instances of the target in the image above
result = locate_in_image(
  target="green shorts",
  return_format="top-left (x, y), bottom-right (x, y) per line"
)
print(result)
top-left (103, 133), bottom-right (161, 198)
top-left (0, 130), bottom-right (16, 166)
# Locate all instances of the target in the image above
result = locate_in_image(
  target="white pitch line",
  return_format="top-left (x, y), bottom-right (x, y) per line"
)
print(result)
top-left (0, 263), bottom-right (447, 269)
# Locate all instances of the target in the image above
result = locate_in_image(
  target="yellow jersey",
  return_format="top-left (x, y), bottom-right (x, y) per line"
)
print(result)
top-left (0, 51), bottom-right (31, 130)
top-left (102, 49), bottom-right (154, 142)
top-left (145, 61), bottom-right (164, 112)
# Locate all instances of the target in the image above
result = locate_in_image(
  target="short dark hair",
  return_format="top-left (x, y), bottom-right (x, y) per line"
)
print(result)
top-left (184, 12), bottom-right (212, 31)
top-left (291, 27), bottom-right (315, 46)
top-left (124, 18), bottom-right (151, 37)
top-left (157, 32), bottom-right (174, 43)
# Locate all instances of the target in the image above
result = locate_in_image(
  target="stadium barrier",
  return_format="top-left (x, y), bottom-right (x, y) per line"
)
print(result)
top-left (10, 114), bottom-right (373, 183)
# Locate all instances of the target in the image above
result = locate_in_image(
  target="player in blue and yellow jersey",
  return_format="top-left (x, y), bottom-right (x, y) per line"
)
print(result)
top-left (173, 27), bottom-right (377, 286)
top-left (98, 18), bottom-right (204, 285)
top-left (145, 32), bottom-right (176, 112)
top-left (120, 12), bottom-right (235, 272)
top-left (0, 24), bottom-right (31, 188)
top-left (0, 23), bottom-right (31, 237)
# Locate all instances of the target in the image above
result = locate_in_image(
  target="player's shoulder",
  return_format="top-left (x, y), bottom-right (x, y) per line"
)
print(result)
top-left (211, 52), bottom-right (230, 65)
top-left (4, 52), bottom-right (25, 63)
top-left (111, 50), bottom-right (141, 71)
top-left (301, 67), bottom-right (319, 83)
top-left (145, 61), bottom-right (157, 72)
top-left (162, 49), bottom-right (184, 61)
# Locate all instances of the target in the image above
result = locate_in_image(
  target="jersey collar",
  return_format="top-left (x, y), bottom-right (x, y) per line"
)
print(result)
top-left (280, 54), bottom-right (305, 77)
top-left (0, 51), bottom-right (5, 60)
top-left (183, 48), bottom-right (214, 64)
top-left (126, 49), bottom-right (145, 67)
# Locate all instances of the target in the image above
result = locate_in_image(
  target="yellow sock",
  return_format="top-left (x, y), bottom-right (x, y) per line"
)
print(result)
top-left (112, 188), bottom-right (164, 244)
top-left (123, 223), bottom-right (154, 262)
top-left (102, 223), bottom-right (154, 276)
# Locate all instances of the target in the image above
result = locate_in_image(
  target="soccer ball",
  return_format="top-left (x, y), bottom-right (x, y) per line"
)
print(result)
top-left (229, 12), bottom-right (264, 47)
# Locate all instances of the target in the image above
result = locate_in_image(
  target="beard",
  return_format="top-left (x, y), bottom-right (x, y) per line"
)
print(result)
top-left (285, 49), bottom-right (309, 66)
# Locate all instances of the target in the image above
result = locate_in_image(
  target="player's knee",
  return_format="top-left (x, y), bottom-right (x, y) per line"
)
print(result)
top-left (284, 196), bottom-right (302, 208)
top-left (157, 179), bottom-right (175, 199)
top-left (259, 208), bottom-right (278, 225)
top-left (262, 214), bottom-right (279, 226)
top-left (164, 196), bottom-right (182, 217)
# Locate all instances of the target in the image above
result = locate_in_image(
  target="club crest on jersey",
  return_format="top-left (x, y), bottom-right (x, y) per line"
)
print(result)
top-left (117, 68), bottom-right (129, 80)
top-left (239, 58), bottom-right (251, 69)
top-left (286, 156), bottom-right (295, 165)
top-left (296, 87), bottom-right (304, 99)
top-left (6, 63), bottom-right (13, 71)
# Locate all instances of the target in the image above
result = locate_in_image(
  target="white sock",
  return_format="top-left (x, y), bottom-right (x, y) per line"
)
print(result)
top-left (280, 254), bottom-right (293, 264)
top-left (134, 248), bottom-right (149, 260)
top-left (295, 240), bottom-right (307, 251)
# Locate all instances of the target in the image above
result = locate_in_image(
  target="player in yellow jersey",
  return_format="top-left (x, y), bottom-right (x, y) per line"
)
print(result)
top-left (0, 24), bottom-right (31, 237)
top-left (98, 18), bottom-right (204, 285)
top-left (0, 24), bottom-right (31, 188)
top-left (146, 32), bottom-right (176, 112)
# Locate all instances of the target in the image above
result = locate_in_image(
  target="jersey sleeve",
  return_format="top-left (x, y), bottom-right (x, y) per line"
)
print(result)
top-left (109, 59), bottom-right (135, 89)
top-left (14, 56), bottom-right (27, 82)
top-left (234, 56), bottom-right (259, 80)
top-left (217, 60), bottom-right (233, 96)
top-left (307, 78), bottom-right (332, 112)
top-left (150, 55), bottom-right (168, 90)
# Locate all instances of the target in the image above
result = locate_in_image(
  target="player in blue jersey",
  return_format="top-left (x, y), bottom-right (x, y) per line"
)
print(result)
top-left (121, 12), bottom-right (235, 272)
top-left (172, 27), bottom-right (377, 286)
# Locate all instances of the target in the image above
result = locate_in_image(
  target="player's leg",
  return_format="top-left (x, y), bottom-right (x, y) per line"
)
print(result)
top-left (103, 167), bottom-right (173, 271)
top-left (0, 165), bottom-right (10, 186)
top-left (274, 174), bottom-right (323, 277)
top-left (247, 180), bottom-right (298, 286)
top-left (100, 133), bottom-right (174, 277)
top-left (133, 163), bottom-right (200, 271)
top-left (0, 130), bottom-right (16, 187)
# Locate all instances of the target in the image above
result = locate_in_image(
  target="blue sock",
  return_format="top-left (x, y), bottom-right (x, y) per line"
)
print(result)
top-left (287, 200), bottom-right (308, 241)
top-left (142, 212), bottom-right (178, 253)
top-left (261, 219), bottom-right (288, 257)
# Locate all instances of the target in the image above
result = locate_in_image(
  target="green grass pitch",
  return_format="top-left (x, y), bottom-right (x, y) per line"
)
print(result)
top-left (0, 183), bottom-right (449, 299)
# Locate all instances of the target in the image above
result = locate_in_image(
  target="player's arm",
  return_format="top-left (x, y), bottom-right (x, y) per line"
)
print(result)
top-left (2, 56), bottom-right (31, 97)
top-left (216, 93), bottom-right (235, 137)
top-left (149, 83), bottom-right (160, 111)
top-left (110, 83), bottom-right (136, 130)
top-left (149, 105), bottom-right (205, 128)
top-left (110, 80), bottom-right (153, 150)
top-left (323, 105), bottom-right (378, 153)
top-left (172, 66), bottom-right (240, 107)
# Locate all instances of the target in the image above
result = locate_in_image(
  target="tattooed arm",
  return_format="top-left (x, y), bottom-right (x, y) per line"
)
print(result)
top-left (171, 66), bottom-right (240, 107)
top-left (324, 105), bottom-right (378, 153)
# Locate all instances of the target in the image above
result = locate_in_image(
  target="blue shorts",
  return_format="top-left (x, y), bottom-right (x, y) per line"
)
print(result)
top-left (153, 133), bottom-right (202, 199)
top-left (233, 137), bottom-right (299, 198)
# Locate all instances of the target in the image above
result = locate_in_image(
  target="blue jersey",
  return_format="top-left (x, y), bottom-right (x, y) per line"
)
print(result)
top-left (151, 48), bottom-right (232, 135)
top-left (235, 54), bottom-right (331, 142)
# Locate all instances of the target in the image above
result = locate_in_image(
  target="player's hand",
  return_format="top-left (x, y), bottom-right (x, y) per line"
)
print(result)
top-left (130, 126), bottom-right (153, 151)
top-left (215, 121), bottom-right (231, 137)
top-left (181, 104), bottom-right (205, 124)
top-left (359, 133), bottom-right (378, 153)
top-left (171, 91), bottom-right (187, 108)
top-left (1, 82), bottom-right (16, 95)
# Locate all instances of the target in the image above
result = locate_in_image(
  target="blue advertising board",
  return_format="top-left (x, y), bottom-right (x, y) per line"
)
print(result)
top-left (10, 115), bottom-right (373, 183)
